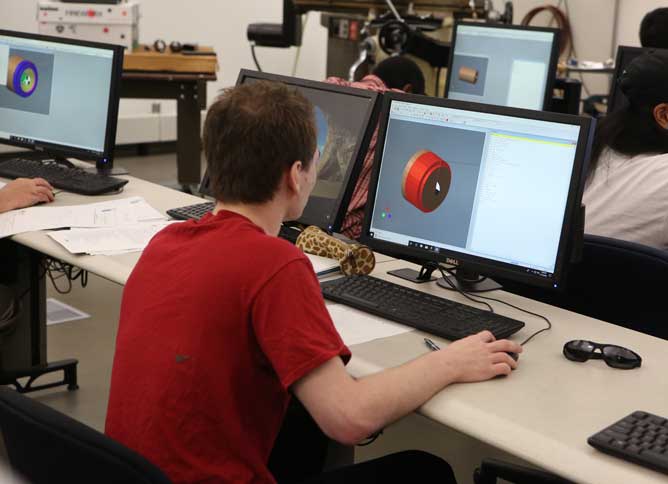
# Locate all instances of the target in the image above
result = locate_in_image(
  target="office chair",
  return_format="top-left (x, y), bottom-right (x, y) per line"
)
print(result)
top-left (247, 0), bottom-right (303, 48)
top-left (0, 386), bottom-right (171, 484)
top-left (474, 458), bottom-right (575, 484)
top-left (501, 234), bottom-right (668, 340)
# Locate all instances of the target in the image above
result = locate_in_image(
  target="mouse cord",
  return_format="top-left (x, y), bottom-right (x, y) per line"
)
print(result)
top-left (438, 265), bottom-right (552, 346)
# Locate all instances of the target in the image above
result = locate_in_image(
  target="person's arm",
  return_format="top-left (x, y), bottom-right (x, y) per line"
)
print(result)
top-left (292, 330), bottom-right (521, 446)
top-left (0, 178), bottom-right (54, 213)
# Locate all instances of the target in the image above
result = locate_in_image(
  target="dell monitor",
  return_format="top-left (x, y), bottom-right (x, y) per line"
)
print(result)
top-left (445, 22), bottom-right (559, 111)
top-left (0, 30), bottom-right (124, 172)
top-left (607, 45), bottom-right (668, 114)
top-left (200, 69), bottom-right (381, 233)
top-left (361, 92), bottom-right (594, 292)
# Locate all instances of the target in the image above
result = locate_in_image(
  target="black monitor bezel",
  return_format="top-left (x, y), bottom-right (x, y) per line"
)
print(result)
top-left (444, 21), bottom-right (560, 111)
top-left (360, 91), bottom-right (592, 290)
top-left (0, 29), bottom-right (124, 168)
top-left (199, 68), bottom-right (381, 233)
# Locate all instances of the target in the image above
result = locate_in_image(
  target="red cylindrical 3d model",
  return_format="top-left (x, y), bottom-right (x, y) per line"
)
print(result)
top-left (401, 150), bottom-right (451, 213)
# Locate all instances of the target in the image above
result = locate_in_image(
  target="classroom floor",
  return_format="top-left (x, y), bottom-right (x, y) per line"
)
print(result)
top-left (29, 152), bottom-right (527, 484)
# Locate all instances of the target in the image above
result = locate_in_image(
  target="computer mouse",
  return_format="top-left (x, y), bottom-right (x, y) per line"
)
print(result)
top-left (507, 352), bottom-right (519, 362)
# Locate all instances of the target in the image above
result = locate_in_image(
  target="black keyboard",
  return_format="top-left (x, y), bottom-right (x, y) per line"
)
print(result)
top-left (167, 202), bottom-right (303, 244)
top-left (321, 275), bottom-right (525, 340)
top-left (166, 202), bottom-right (214, 220)
top-left (0, 158), bottom-right (128, 196)
top-left (588, 411), bottom-right (668, 475)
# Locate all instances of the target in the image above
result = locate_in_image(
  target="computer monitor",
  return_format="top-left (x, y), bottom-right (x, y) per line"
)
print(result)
top-left (200, 69), bottom-right (381, 233)
top-left (361, 92), bottom-right (594, 291)
top-left (0, 30), bottom-right (124, 171)
top-left (607, 45), bottom-right (668, 114)
top-left (445, 22), bottom-right (559, 111)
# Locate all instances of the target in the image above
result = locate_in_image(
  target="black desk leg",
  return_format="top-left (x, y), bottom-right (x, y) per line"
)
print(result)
top-left (177, 81), bottom-right (205, 190)
top-left (0, 242), bottom-right (78, 394)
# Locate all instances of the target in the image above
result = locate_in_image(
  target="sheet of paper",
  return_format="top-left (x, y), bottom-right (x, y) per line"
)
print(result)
top-left (92, 196), bottom-right (164, 226)
top-left (46, 298), bottom-right (90, 326)
top-left (0, 196), bottom-right (165, 238)
top-left (47, 221), bottom-right (177, 255)
top-left (306, 253), bottom-right (341, 277)
top-left (327, 303), bottom-right (413, 346)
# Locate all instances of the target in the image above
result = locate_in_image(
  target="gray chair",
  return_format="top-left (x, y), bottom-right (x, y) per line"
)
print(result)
top-left (0, 386), bottom-right (171, 484)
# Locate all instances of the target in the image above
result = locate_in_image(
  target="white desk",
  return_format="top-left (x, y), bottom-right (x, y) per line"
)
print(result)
top-left (5, 176), bottom-right (667, 483)
top-left (338, 259), bottom-right (668, 484)
top-left (6, 175), bottom-right (395, 284)
top-left (7, 175), bottom-right (203, 286)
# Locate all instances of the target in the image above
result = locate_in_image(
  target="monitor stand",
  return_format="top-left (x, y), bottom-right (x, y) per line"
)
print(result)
top-left (82, 159), bottom-right (129, 176)
top-left (437, 267), bottom-right (502, 293)
top-left (388, 262), bottom-right (438, 284)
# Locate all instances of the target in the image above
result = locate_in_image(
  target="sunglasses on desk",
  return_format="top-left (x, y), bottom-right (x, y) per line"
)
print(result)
top-left (563, 340), bottom-right (642, 369)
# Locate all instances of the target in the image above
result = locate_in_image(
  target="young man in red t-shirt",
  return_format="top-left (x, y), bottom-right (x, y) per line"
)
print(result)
top-left (105, 81), bottom-right (522, 484)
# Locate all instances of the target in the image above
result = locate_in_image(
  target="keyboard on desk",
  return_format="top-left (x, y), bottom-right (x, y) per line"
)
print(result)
top-left (167, 202), bottom-right (302, 243)
top-left (321, 275), bottom-right (525, 340)
top-left (0, 158), bottom-right (128, 196)
top-left (588, 411), bottom-right (668, 475)
top-left (166, 202), bottom-right (214, 221)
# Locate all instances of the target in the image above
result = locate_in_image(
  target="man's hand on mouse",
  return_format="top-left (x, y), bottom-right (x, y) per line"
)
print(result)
top-left (0, 178), bottom-right (55, 213)
top-left (438, 330), bottom-right (523, 382)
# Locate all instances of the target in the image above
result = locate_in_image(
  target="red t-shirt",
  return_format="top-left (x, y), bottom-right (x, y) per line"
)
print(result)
top-left (105, 210), bottom-right (351, 484)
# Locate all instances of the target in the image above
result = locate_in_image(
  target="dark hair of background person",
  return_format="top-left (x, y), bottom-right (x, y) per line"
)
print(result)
top-left (372, 56), bottom-right (426, 95)
top-left (588, 51), bottom-right (668, 177)
top-left (204, 81), bottom-right (317, 204)
top-left (640, 8), bottom-right (668, 48)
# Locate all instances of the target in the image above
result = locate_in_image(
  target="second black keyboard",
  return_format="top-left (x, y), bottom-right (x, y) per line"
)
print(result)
top-left (321, 275), bottom-right (525, 341)
top-left (166, 202), bottom-right (214, 221)
top-left (167, 203), bottom-right (302, 243)
top-left (588, 411), bottom-right (668, 475)
top-left (0, 158), bottom-right (128, 196)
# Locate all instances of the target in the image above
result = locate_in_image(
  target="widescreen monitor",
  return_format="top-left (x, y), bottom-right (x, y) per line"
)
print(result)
top-left (361, 92), bottom-right (594, 290)
top-left (607, 45), bottom-right (668, 114)
top-left (200, 69), bottom-right (381, 233)
top-left (0, 30), bottom-right (124, 171)
top-left (445, 22), bottom-right (559, 111)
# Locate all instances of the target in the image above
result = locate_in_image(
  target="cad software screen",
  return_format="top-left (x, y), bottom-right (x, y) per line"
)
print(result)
top-left (242, 76), bottom-right (373, 226)
top-left (0, 34), bottom-right (114, 156)
top-left (369, 100), bottom-right (581, 278)
top-left (447, 24), bottom-right (556, 110)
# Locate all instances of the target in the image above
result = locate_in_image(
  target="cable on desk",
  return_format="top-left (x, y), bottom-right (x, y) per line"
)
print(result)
top-left (437, 266), bottom-right (494, 313)
top-left (250, 44), bottom-right (263, 72)
top-left (357, 429), bottom-right (383, 446)
top-left (45, 259), bottom-right (88, 295)
top-left (437, 265), bottom-right (552, 346)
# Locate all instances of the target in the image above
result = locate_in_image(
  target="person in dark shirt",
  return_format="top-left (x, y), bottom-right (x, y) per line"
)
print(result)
top-left (640, 8), bottom-right (668, 49)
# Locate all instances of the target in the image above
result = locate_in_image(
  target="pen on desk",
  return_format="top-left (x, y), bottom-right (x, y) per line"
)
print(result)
top-left (424, 338), bottom-right (440, 352)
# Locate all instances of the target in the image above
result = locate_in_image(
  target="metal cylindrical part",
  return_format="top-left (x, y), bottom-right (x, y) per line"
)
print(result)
top-left (401, 150), bottom-right (451, 213)
top-left (459, 66), bottom-right (479, 84)
top-left (7, 56), bottom-right (38, 98)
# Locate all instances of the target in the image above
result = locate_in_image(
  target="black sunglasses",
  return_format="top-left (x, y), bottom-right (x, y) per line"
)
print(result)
top-left (563, 340), bottom-right (642, 369)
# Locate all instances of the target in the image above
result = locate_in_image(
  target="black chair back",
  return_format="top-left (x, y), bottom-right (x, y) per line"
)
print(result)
top-left (0, 387), bottom-right (171, 484)
top-left (501, 234), bottom-right (668, 340)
